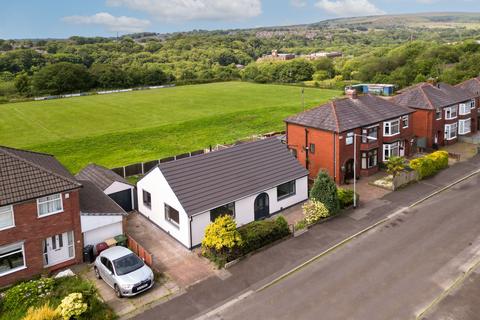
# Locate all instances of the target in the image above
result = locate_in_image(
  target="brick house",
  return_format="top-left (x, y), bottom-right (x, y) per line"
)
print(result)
top-left (456, 76), bottom-right (480, 132)
top-left (392, 82), bottom-right (477, 149)
top-left (0, 146), bottom-right (83, 287)
top-left (285, 92), bottom-right (415, 184)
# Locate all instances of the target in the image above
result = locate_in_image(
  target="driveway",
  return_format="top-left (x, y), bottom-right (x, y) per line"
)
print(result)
top-left (127, 212), bottom-right (216, 288)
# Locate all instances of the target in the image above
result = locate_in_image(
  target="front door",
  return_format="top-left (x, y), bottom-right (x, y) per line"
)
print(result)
top-left (399, 140), bottom-right (405, 157)
top-left (44, 231), bottom-right (74, 267)
top-left (254, 193), bottom-right (270, 220)
top-left (344, 159), bottom-right (354, 182)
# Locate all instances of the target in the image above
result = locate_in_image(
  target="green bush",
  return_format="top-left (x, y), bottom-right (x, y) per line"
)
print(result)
top-left (310, 170), bottom-right (340, 215)
top-left (302, 200), bottom-right (330, 225)
top-left (410, 151), bottom-right (449, 179)
top-left (295, 219), bottom-right (308, 231)
top-left (337, 188), bottom-right (359, 209)
top-left (3, 278), bottom-right (55, 311)
top-left (238, 216), bottom-right (290, 256)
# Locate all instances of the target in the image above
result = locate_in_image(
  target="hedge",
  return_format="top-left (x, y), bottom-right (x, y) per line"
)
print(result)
top-left (409, 151), bottom-right (449, 179)
top-left (238, 216), bottom-right (290, 256)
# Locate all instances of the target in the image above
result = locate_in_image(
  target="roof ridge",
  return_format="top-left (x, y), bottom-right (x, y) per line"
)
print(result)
top-left (78, 179), bottom-right (125, 214)
top-left (0, 145), bottom-right (54, 157)
top-left (330, 100), bottom-right (341, 132)
top-left (0, 148), bottom-right (82, 188)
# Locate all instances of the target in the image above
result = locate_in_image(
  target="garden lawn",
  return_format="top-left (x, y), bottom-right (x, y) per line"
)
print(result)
top-left (0, 82), bottom-right (340, 172)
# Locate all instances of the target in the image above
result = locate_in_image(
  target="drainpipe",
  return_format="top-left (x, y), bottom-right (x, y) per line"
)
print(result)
top-left (305, 128), bottom-right (309, 170)
top-left (333, 132), bottom-right (337, 182)
top-left (189, 216), bottom-right (193, 250)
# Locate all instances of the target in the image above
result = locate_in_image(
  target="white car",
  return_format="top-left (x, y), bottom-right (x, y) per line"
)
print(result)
top-left (94, 246), bottom-right (154, 298)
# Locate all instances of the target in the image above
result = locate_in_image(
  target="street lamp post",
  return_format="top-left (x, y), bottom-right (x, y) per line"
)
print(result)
top-left (353, 133), bottom-right (378, 208)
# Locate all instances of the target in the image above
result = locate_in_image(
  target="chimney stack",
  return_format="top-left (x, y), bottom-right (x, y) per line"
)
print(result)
top-left (427, 77), bottom-right (438, 87)
top-left (345, 88), bottom-right (357, 99)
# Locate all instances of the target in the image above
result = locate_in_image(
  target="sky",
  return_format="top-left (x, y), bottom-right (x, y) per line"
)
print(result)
top-left (1, 0), bottom-right (480, 39)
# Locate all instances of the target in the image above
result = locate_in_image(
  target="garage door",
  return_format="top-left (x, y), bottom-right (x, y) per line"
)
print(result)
top-left (84, 222), bottom-right (123, 247)
top-left (108, 189), bottom-right (133, 211)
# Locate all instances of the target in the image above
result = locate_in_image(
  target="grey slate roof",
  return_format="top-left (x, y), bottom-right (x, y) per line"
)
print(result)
top-left (156, 138), bottom-right (308, 216)
top-left (78, 180), bottom-right (126, 216)
top-left (457, 77), bottom-right (480, 97)
top-left (285, 94), bottom-right (414, 133)
top-left (0, 146), bottom-right (81, 206)
top-left (393, 82), bottom-right (472, 110)
top-left (76, 163), bottom-right (133, 191)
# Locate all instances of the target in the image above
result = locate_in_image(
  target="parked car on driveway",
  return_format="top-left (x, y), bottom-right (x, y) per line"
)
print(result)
top-left (94, 246), bottom-right (154, 298)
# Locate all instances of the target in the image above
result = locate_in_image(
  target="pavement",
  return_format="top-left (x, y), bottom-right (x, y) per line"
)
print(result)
top-left (133, 155), bottom-right (480, 320)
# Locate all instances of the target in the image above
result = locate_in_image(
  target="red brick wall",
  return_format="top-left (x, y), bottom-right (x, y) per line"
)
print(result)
top-left (0, 190), bottom-right (82, 287)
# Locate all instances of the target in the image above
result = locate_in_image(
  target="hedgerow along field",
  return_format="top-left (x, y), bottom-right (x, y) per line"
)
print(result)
top-left (0, 82), bottom-right (341, 172)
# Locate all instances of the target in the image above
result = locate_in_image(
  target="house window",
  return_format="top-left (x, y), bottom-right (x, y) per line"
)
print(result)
top-left (459, 103), bottom-right (471, 116)
top-left (345, 132), bottom-right (354, 145)
top-left (402, 115), bottom-right (409, 128)
top-left (210, 202), bottom-right (235, 222)
top-left (309, 143), bottom-right (315, 154)
top-left (165, 203), bottom-right (180, 227)
top-left (0, 242), bottom-right (26, 276)
top-left (459, 119), bottom-right (471, 135)
top-left (290, 148), bottom-right (298, 159)
top-left (361, 126), bottom-right (378, 143)
top-left (445, 106), bottom-right (458, 120)
top-left (361, 149), bottom-right (378, 169)
top-left (37, 194), bottom-right (63, 217)
top-left (471, 99), bottom-right (476, 109)
top-left (383, 142), bottom-right (400, 161)
top-left (383, 119), bottom-right (400, 136)
top-left (435, 108), bottom-right (442, 120)
top-left (67, 231), bottom-right (74, 258)
top-left (277, 180), bottom-right (296, 200)
top-left (0, 206), bottom-right (14, 230)
top-left (444, 123), bottom-right (458, 140)
top-left (142, 190), bottom-right (151, 208)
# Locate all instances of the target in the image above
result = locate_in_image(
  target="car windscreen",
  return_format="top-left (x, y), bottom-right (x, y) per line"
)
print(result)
top-left (113, 253), bottom-right (144, 276)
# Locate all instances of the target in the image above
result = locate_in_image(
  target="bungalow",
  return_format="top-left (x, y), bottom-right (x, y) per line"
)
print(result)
top-left (137, 138), bottom-right (309, 249)
top-left (0, 146), bottom-right (83, 287)
top-left (285, 91), bottom-right (415, 183)
top-left (76, 164), bottom-right (135, 212)
top-left (392, 82), bottom-right (477, 149)
top-left (456, 76), bottom-right (480, 132)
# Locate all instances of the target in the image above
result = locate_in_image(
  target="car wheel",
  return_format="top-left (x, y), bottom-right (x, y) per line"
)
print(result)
top-left (114, 284), bottom-right (123, 298)
top-left (94, 267), bottom-right (101, 279)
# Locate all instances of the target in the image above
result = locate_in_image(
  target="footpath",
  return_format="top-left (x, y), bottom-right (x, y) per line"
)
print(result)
top-left (133, 155), bottom-right (480, 320)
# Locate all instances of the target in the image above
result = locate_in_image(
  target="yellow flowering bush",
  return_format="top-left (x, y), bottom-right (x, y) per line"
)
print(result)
top-left (302, 200), bottom-right (330, 225)
top-left (23, 303), bottom-right (60, 320)
top-left (56, 293), bottom-right (88, 320)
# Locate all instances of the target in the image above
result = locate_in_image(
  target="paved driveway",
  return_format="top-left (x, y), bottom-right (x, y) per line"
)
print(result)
top-left (127, 212), bottom-right (216, 288)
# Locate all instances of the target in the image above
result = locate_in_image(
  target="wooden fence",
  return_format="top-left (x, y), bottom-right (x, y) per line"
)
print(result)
top-left (127, 234), bottom-right (154, 268)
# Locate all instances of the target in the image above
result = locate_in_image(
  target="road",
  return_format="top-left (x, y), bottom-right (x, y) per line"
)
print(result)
top-left (207, 174), bottom-right (480, 320)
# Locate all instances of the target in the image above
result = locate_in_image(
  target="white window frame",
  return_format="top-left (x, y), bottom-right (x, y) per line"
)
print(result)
top-left (445, 106), bottom-right (458, 120)
top-left (459, 118), bottom-right (471, 135)
top-left (37, 193), bottom-right (63, 218)
top-left (471, 99), bottom-right (476, 110)
top-left (165, 203), bottom-right (180, 228)
top-left (383, 142), bottom-right (400, 161)
top-left (0, 242), bottom-right (26, 277)
top-left (345, 132), bottom-right (354, 145)
top-left (444, 123), bottom-right (458, 140)
top-left (459, 103), bottom-right (471, 116)
top-left (435, 108), bottom-right (442, 120)
top-left (0, 205), bottom-right (15, 231)
top-left (383, 119), bottom-right (400, 137)
top-left (402, 115), bottom-right (409, 128)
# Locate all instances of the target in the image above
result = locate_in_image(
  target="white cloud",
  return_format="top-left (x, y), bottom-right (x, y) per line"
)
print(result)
top-left (315, 0), bottom-right (385, 17)
top-left (63, 12), bottom-right (151, 32)
top-left (291, 0), bottom-right (307, 7)
top-left (106, 0), bottom-right (262, 22)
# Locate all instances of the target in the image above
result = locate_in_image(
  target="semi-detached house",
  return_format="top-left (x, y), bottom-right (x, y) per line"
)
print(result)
top-left (0, 146), bottom-right (83, 287)
top-left (456, 76), bottom-right (480, 132)
top-left (285, 91), bottom-right (414, 184)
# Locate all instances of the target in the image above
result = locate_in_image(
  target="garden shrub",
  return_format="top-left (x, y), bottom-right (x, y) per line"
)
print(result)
top-left (426, 151), bottom-right (449, 171)
top-left (385, 156), bottom-right (405, 177)
top-left (238, 216), bottom-right (290, 256)
top-left (295, 219), bottom-right (308, 231)
top-left (56, 293), bottom-right (87, 320)
top-left (3, 278), bottom-right (55, 311)
top-left (23, 304), bottom-right (59, 320)
top-left (302, 200), bottom-right (330, 225)
top-left (337, 188), bottom-right (359, 209)
top-left (310, 170), bottom-right (340, 215)
top-left (410, 151), bottom-right (449, 179)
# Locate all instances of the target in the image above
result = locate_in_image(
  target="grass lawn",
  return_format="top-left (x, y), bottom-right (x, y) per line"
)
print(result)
top-left (0, 82), bottom-right (341, 172)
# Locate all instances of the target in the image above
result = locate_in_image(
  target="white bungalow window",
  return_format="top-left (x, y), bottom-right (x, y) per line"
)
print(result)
top-left (459, 119), bottom-right (471, 135)
top-left (165, 203), bottom-right (180, 228)
top-left (445, 106), bottom-right (458, 120)
top-left (459, 103), bottom-right (471, 116)
top-left (0, 205), bottom-right (14, 230)
top-left (445, 123), bottom-right (458, 140)
top-left (384, 119), bottom-right (400, 137)
top-left (37, 194), bottom-right (63, 217)
top-left (383, 142), bottom-right (399, 161)
top-left (0, 242), bottom-right (26, 276)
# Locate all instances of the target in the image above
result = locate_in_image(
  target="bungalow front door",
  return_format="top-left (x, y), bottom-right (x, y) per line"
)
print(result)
top-left (254, 193), bottom-right (270, 220)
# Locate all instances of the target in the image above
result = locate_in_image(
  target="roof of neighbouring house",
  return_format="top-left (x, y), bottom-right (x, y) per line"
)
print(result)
top-left (77, 180), bottom-right (126, 216)
top-left (284, 94), bottom-right (414, 133)
top-left (393, 82), bottom-right (473, 110)
top-left (151, 138), bottom-right (308, 216)
top-left (0, 146), bottom-right (82, 206)
top-left (76, 163), bottom-right (133, 191)
top-left (456, 77), bottom-right (480, 97)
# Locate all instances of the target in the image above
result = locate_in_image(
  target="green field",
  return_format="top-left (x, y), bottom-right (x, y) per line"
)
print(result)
top-left (0, 82), bottom-right (340, 172)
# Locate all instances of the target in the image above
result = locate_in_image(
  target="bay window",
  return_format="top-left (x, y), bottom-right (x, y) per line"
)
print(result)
top-left (0, 205), bottom-right (14, 230)
top-left (383, 119), bottom-right (400, 136)
top-left (444, 123), bottom-right (458, 140)
top-left (459, 119), bottom-right (471, 135)
top-left (37, 194), bottom-right (63, 217)
top-left (383, 142), bottom-right (400, 161)
top-left (361, 149), bottom-right (378, 169)
top-left (0, 242), bottom-right (26, 276)
top-left (459, 103), bottom-right (471, 115)
top-left (445, 106), bottom-right (458, 120)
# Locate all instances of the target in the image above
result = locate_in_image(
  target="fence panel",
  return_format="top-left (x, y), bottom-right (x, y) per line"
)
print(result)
top-left (125, 163), bottom-right (143, 177)
top-left (127, 234), bottom-right (154, 267)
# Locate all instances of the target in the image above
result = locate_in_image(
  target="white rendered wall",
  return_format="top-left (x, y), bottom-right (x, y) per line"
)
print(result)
top-left (104, 181), bottom-right (134, 195)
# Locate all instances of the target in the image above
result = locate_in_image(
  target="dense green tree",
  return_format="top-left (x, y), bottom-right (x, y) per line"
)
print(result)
top-left (32, 62), bottom-right (92, 94)
top-left (14, 72), bottom-right (31, 95)
top-left (310, 171), bottom-right (340, 215)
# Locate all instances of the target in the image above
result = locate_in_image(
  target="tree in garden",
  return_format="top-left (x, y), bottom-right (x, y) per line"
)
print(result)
top-left (310, 170), bottom-right (339, 215)
top-left (385, 156), bottom-right (405, 177)
top-left (202, 215), bottom-right (242, 255)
